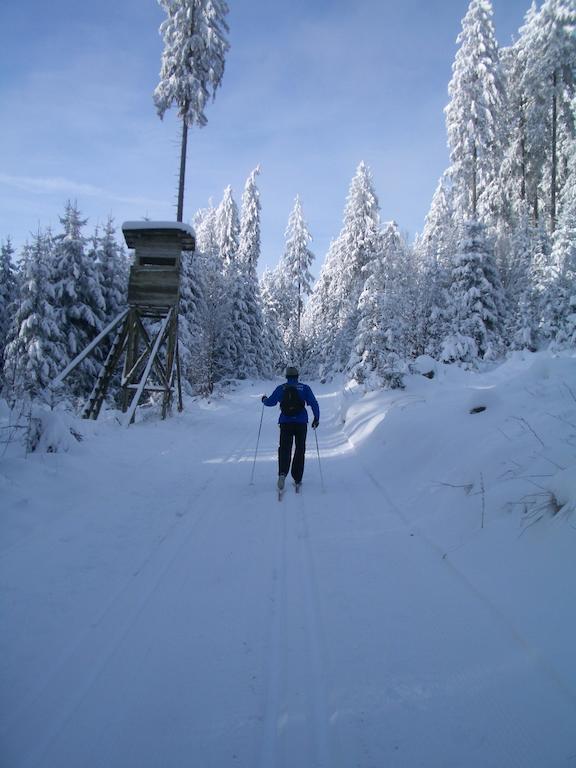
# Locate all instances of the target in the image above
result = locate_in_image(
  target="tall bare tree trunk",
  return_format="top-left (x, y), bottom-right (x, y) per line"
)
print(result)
top-left (177, 117), bottom-right (188, 223)
top-left (520, 100), bottom-right (527, 202)
top-left (551, 70), bottom-right (558, 233)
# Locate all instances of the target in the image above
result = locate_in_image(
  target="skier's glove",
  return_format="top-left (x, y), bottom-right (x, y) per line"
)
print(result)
top-left (312, 418), bottom-right (319, 429)
top-left (261, 395), bottom-right (267, 403)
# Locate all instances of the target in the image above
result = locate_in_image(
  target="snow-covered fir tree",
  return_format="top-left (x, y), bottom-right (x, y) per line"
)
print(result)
top-left (529, 227), bottom-right (557, 343)
top-left (225, 266), bottom-right (253, 380)
top-left (302, 237), bottom-right (342, 377)
top-left (236, 166), bottom-right (266, 378)
top-left (3, 232), bottom-right (65, 399)
top-left (304, 162), bottom-right (381, 376)
top-left (415, 173), bottom-right (460, 358)
top-left (499, 10), bottom-right (538, 226)
top-left (543, 144), bottom-right (576, 346)
top-left (280, 195), bottom-right (315, 336)
top-left (521, 0), bottom-right (576, 231)
top-left (507, 204), bottom-right (540, 351)
top-left (445, 0), bottom-right (506, 221)
top-left (0, 237), bottom-right (18, 381)
top-left (51, 202), bottom-right (105, 397)
top-left (216, 185), bottom-right (239, 274)
top-left (347, 231), bottom-right (389, 387)
top-left (154, 0), bottom-right (230, 129)
top-left (154, 0), bottom-right (230, 219)
top-left (179, 247), bottom-right (209, 393)
top-left (192, 204), bottom-right (229, 389)
top-left (212, 185), bottom-right (249, 379)
top-left (96, 217), bottom-right (129, 324)
top-left (441, 220), bottom-right (506, 365)
top-left (259, 268), bottom-right (287, 375)
top-left (381, 224), bottom-right (421, 362)
top-left (349, 222), bottom-right (413, 388)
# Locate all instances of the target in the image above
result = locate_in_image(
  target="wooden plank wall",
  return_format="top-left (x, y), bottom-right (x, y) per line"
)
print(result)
top-left (127, 266), bottom-right (180, 307)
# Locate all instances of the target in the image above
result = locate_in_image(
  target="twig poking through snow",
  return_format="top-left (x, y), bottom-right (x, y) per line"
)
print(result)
top-left (563, 381), bottom-right (576, 404)
top-left (545, 411), bottom-right (576, 429)
top-left (512, 416), bottom-right (545, 447)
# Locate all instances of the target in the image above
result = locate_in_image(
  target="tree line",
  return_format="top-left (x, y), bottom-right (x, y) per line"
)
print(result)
top-left (1, 0), bottom-right (575, 406)
top-left (303, 0), bottom-right (576, 385)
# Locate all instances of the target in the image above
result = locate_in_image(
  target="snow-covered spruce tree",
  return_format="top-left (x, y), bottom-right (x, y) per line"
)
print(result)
top-left (335, 162), bottom-right (381, 367)
top-left (262, 263), bottom-right (292, 349)
top-left (521, 0), bottom-right (576, 231)
top-left (96, 217), bottom-right (129, 324)
top-left (348, 230), bottom-right (389, 387)
top-left (259, 268), bottom-right (287, 375)
top-left (216, 185), bottom-right (239, 274)
top-left (3, 232), bottom-right (65, 399)
top-left (212, 187), bottom-right (242, 379)
top-left (441, 220), bottom-right (506, 365)
top-left (445, 0), bottom-right (506, 222)
top-left (154, 0), bottom-right (230, 221)
top-left (179, 246), bottom-right (209, 392)
top-left (0, 237), bottom-right (18, 381)
top-left (507, 203), bottom-right (540, 351)
top-left (385, 228), bottom-right (422, 362)
top-left (280, 195), bottom-right (315, 337)
top-left (301, 237), bottom-right (341, 377)
top-left (191, 204), bottom-right (228, 389)
top-left (304, 162), bottom-right (381, 377)
top-left (236, 166), bottom-right (266, 378)
top-left (529, 226), bottom-right (557, 343)
top-left (349, 222), bottom-right (412, 388)
top-left (414, 172), bottom-right (461, 358)
top-left (224, 265), bottom-right (253, 380)
top-left (499, 8), bottom-right (540, 225)
top-left (544, 147), bottom-right (576, 347)
top-left (51, 202), bottom-right (105, 397)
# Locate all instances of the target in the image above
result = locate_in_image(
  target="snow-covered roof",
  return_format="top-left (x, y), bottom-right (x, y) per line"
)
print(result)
top-left (121, 221), bottom-right (195, 251)
top-left (122, 221), bottom-right (194, 235)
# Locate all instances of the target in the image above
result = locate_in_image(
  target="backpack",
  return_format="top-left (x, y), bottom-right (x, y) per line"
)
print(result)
top-left (280, 384), bottom-right (305, 416)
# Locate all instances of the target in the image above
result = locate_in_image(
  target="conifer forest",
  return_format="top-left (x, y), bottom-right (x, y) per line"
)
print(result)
top-left (1, 0), bottom-right (575, 407)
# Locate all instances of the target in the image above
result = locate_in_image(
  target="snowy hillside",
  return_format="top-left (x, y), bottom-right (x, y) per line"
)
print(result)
top-left (1, 351), bottom-right (576, 768)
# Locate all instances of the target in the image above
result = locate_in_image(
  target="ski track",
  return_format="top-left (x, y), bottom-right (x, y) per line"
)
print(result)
top-left (2, 384), bottom-right (576, 767)
top-left (258, 484), bottom-right (332, 768)
top-left (313, 420), bottom-right (576, 767)
top-left (1, 429), bottom-right (253, 765)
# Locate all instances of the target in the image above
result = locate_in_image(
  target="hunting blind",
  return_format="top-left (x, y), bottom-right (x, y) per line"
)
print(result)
top-left (52, 221), bottom-right (195, 425)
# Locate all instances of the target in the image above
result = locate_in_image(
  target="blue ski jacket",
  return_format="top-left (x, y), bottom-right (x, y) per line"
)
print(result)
top-left (262, 377), bottom-right (320, 425)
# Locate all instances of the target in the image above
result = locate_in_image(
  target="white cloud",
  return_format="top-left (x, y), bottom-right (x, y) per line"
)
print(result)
top-left (0, 173), bottom-right (166, 209)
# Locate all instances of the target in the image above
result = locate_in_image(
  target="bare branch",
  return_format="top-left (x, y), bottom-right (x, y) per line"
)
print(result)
top-left (511, 416), bottom-right (545, 447)
top-left (563, 381), bottom-right (576, 404)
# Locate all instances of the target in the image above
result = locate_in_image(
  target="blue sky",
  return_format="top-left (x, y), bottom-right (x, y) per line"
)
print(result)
top-left (1, 0), bottom-right (531, 273)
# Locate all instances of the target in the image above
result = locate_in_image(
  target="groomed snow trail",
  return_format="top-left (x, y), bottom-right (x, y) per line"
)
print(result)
top-left (2, 381), bottom-right (575, 767)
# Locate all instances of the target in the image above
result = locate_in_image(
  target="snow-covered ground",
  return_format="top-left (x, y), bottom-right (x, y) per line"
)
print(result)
top-left (1, 351), bottom-right (576, 768)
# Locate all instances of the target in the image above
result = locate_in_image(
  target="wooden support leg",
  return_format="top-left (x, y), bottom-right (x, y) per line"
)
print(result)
top-left (176, 343), bottom-right (184, 412)
top-left (162, 313), bottom-right (178, 419)
top-left (82, 318), bottom-right (129, 420)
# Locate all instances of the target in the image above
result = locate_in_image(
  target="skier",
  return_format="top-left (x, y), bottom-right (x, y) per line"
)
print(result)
top-left (261, 366), bottom-right (320, 492)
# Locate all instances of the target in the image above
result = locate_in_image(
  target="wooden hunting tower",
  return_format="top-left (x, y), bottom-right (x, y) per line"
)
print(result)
top-left (52, 221), bottom-right (195, 425)
top-left (125, 222), bottom-right (194, 309)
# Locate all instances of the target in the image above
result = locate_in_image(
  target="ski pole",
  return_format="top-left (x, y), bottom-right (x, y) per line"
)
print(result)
top-left (314, 426), bottom-right (325, 492)
top-left (250, 402), bottom-right (265, 485)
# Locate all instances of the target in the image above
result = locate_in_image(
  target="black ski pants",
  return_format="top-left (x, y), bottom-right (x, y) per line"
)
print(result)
top-left (278, 423), bottom-right (307, 483)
